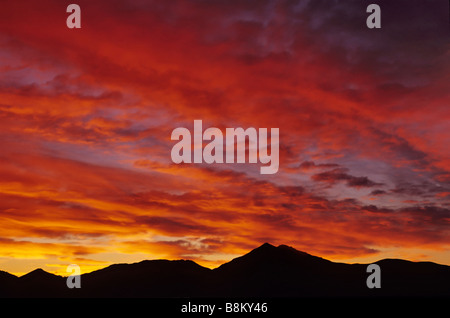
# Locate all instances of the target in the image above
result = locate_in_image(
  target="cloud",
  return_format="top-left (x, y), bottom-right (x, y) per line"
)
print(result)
top-left (391, 181), bottom-right (449, 199)
top-left (312, 168), bottom-right (384, 188)
top-left (370, 189), bottom-right (387, 196)
top-left (298, 161), bottom-right (340, 171)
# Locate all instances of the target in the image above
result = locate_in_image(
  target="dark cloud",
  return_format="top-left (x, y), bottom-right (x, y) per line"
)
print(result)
top-left (391, 181), bottom-right (449, 198)
top-left (299, 161), bottom-right (340, 170)
top-left (298, 0), bottom-right (449, 79)
top-left (362, 205), bottom-right (393, 213)
top-left (400, 205), bottom-right (450, 224)
top-left (312, 168), bottom-right (383, 188)
top-left (370, 189), bottom-right (387, 196)
top-left (134, 216), bottom-right (220, 235)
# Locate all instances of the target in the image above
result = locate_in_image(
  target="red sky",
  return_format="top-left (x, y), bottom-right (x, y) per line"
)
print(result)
top-left (0, 0), bottom-right (449, 275)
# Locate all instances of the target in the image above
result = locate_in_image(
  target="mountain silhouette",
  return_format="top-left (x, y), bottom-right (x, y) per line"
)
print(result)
top-left (17, 268), bottom-right (66, 297)
top-left (1, 243), bottom-right (449, 297)
top-left (0, 270), bottom-right (18, 297)
top-left (81, 259), bottom-right (211, 297)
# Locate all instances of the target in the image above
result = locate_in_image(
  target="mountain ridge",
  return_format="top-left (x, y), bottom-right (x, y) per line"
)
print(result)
top-left (1, 243), bottom-right (449, 297)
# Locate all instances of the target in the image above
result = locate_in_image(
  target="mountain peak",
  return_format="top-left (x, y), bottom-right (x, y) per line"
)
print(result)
top-left (22, 268), bottom-right (47, 276)
top-left (242, 242), bottom-right (278, 259)
top-left (255, 242), bottom-right (276, 251)
top-left (251, 243), bottom-right (313, 258)
top-left (20, 268), bottom-right (58, 280)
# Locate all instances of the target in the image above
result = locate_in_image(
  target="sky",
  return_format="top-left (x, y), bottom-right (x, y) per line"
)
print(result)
top-left (0, 0), bottom-right (449, 276)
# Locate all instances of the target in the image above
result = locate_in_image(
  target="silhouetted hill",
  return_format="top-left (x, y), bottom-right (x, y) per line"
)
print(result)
top-left (1, 243), bottom-right (449, 297)
top-left (18, 268), bottom-right (65, 297)
top-left (0, 271), bottom-right (18, 297)
top-left (373, 259), bottom-right (450, 297)
top-left (81, 259), bottom-right (212, 297)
